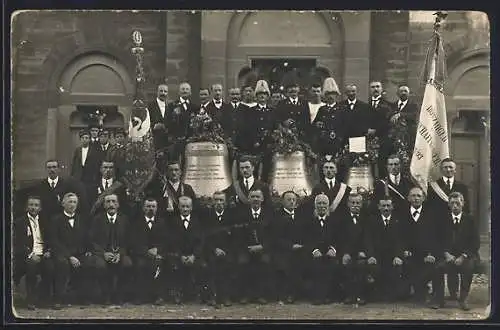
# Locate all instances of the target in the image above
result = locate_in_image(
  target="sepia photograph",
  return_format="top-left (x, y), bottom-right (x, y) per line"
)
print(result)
top-left (10, 9), bottom-right (491, 321)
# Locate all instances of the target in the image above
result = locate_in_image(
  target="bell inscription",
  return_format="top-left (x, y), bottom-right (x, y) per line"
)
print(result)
top-left (183, 142), bottom-right (232, 197)
top-left (346, 165), bottom-right (374, 191)
top-left (269, 151), bottom-right (314, 197)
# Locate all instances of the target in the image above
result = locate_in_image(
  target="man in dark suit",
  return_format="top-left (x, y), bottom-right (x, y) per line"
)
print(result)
top-left (205, 83), bottom-right (234, 139)
top-left (339, 84), bottom-right (374, 140)
top-left (389, 85), bottom-right (418, 152)
top-left (14, 196), bottom-right (54, 310)
top-left (165, 82), bottom-right (198, 153)
top-left (399, 187), bottom-right (441, 307)
top-left (50, 193), bottom-right (92, 307)
top-left (204, 191), bottom-right (237, 307)
top-left (168, 196), bottom-right (209, 304)
top-left (146, 159), bottom-right (197, 219)
top-left (303, 194), bottom-right (341, 305)
top-left (373, 154), bottom-right (412, 214)
top-left (311, 159), bottom-right (351, 218)
top-left (241, 84), bottom-right (257, 108)
top-left (228, 87), bottom-right (250, 145)
top-left (310, 78), bottom-right (345, 157)
top-left (89, 123), bottom-right (100, 150)
top-left (35, 159), bottom-right (86, 220)
top-left (274, 81), bottom-right (309, 139)
top-left (434, 192), bottom-right (480, 310)
top-left (71, 129), bottom-right (101, 187)
top-left (230, 155), bottom-right (270, 208)
top-left (88, 160), bottom-right (127, 217)
top-left (198, 87), bottom-right (211, 113)
top-left (365, 197), bottom-right (404, 302)
top-left (129, 197), bottom-right (171, 305)
top-left (271, 191), bottom-right (307, 304)
top-left (88, 193), bottom-right (133, 304)
top-left (233, 188), bottom-right (274, 304)
top-left (148, 84), bottom-right (170, 151)
top-left (339, 193), bottom-right (371, 305)
top-left (108, 128), bottom-right (127, 180)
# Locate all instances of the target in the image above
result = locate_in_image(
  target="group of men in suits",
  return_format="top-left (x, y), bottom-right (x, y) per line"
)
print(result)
top-left (15, 147), bottom-right (479, 311)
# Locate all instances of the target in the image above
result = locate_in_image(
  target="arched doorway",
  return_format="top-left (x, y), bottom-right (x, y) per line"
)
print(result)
top-left (53, 53), bottom-right (134, 175)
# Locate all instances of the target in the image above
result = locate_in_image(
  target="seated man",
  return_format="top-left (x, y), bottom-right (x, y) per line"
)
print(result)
top-left (168, 196), bottom-right (209, 304)
top-left (435, 192), bottom-right (480, 311)
top-left (271, 191), bottom-right (307, 304)
top-left (365, 197), bottom-right (404, 302)
top-left (303, 194), bottom-right (341, 305)
top-left (14, 196), bottom-right (54, 310)
top-left (204, 191), bottom-right (238, 307)
top-left (51, 193), bottom-right (92, 307)
top-left (338, 193), bottom-right (370, 305)
top-left (88, 193), bottom-right (133, 304)
top-left (233, 188), bottom-right (274, 304)
top-left (129, 197), bottom-right (171, 305)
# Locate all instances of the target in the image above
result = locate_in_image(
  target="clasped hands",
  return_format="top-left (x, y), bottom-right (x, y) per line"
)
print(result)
top-left (444, 252), bottom-right (465, 266)
top-left (312, 247), bottom-right (336, 258)
top-left (147, 247), bottom-right (163, 260)
top-left (104, 251), bottom-right (121, 264)
top-left (248, 244), bottom-right (263, 253)
top-left (181, 255), bottom-right (195, 264)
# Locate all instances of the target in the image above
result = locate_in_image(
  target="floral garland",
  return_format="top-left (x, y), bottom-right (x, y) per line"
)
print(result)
top-left (388, 118), bottom-right (412, 175)
top-left (335, 134), bottom-right (380, 167)
top-left (185, 112), bottom-right (235, 152)
top-left (269, 120), bottom-right (317, 160)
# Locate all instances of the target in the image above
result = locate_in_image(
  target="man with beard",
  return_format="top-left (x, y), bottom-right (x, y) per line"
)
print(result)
top-left (205, 83), bottom-right (233, 138)
top-left (88, 193), bottom-right (133, 304)
top-left (303, 194), bottom-right (341, 305)
top-left (148, 84), bottom-right (170, 151)
top-left (89, 160), bottom-right (127, 217)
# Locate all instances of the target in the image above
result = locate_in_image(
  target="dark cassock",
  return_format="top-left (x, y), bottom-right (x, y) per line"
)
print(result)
top-left (435, 208), bottom-right (480, 309)
top-left (13, 209), bottom-right (54, 306)
top-left (128, 210), bottom-right (172, 303)
top-left (88, 211), bottom-right (134, 303)
top-left (50, 210), bottom-right (92, 304)
top-left (203, 205), bottom-right (238, 305)
top-left (399, 200), bottom-right (441, 303)
top-left (205, 99), bottom-right (234, 140)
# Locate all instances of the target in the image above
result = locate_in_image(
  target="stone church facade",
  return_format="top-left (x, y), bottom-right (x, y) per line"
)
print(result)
top-left (12, 10), bottom-right (490, 229)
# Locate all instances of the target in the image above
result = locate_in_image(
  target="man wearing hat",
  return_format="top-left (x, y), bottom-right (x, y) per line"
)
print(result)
top-left (274, 74), bottom-right (309, 138)
top-left (308, 78), bottom-right (344, 157)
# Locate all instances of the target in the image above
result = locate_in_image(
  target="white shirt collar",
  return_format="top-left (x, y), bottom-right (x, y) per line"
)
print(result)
top-left (244, 176), bottom-right (254, 186)
top-left (82, 145), bottom-right (89, 150)
top-left (48, 176), bottom-right (59, 186)
top-left (145, 216), bottom-right (155, 222)
top-left (215, 210), bottom-right (224, 217)
top-left (325, 177), bottom-right (336, 186)
top-left (169, 180), bottom-right (180, 189)
top-left (443, 176), bottom-right (454, 185)
top-left (102, 178), bottom-right (113, 185)
top-left (101, 143), bottom-right (109, 149)
top-left (214, 99), bottom-right (223, 104)
top-left (232, 101), bottom-right (240, 107)
top-left (252, 208), bottom-right (262, 216)
top-left (258, 104), bottom-right (266, 109)
top-left (283, 208), bottom-right (295, 215)
top-left (27, 213), bottom-right (39, 222)
top-left (327, 102), bottom-right (336, 107)
top-left (398, 99), bottom-right (408, 106)
top-left (411, 206), bottom-right (422, 214)
top-left (348, 99), bottom-right (357, 104)
top-left (107, 213), bottom-right (117, 223)
top-left (290, 97), bottom-right (298, 103)
top-left (63, 211), bottom-right (75, 218)
top-left (157, 97), bottom-right (166, 105)
top-left (372, 96), bottom-right (381, 101)
top-left (382, 215), bottom-right (391, 222)
top-left (390, 173), bottom-right (400, 183)
top-left (181, 214), bottom-right (191, 221)
top-left (318, 215), bottom-right (326, 221)
top-left (452, 213), bottom-right (462, 222)
top-left (180, 97), bottom-right (189, 104)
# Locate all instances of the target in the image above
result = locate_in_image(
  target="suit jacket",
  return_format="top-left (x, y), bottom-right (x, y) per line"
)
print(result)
top-left (148, 99), bottom-right (171, 151)
top-left (399, 206), bottom-right (439, 257)
top-left (229, 102), bottom-right (250, 142)
top-left (274, 98), bottom-right (309, 136)
top-left (373, 175), bottom-right (412, 212)
top-left (34, 177), bottom-right (84, 219)
top-left (303, 214), bottom-right (340, 255)
top-left (338, 99), bottom-right (372, 139)
top-left (89, 178), bottom-right (128, 216)
top-left (129, 215), bottom-right (171, 258)
top-left (307, 103), bottom-right (345, 155)
top-left (427, 178), bottom-right (470, 214)
top-left (240, 104), bottom-right (275, 155)
top-left (14, 214), bottom-right (51, 260)
top-left (166, 98), bottom-right (198, 140)
top-left (89, 213), bottom-right (130, 257)
top-left (205, 100), bottom-right (234, 139)
top-left (271, 208), bottom-right (307, 253)
top-left (233, 207), bottom-right (273, 253)
top-left (203, 207), bottom-right (238, 256)
top-left (389, 100), bottom-right (418, 139)
top-left (168, 213), bottom-right (204, 257)
top-left (365, 213), bottom-right (403, 260)
top-left (368, 97), bottom-right (392, 138)
top-left (440, 213), bottom-right (480, 259)
top-left (71, 146), bottom-right (101, 184)
top-left (230, 178), bottom-right (271, 207)
top-left (145, 175), bottom-right (197, 217)
top-left (50, 213), bottom-right (89, 259)
top-left (311, 180), bottom-right (352, 217)
top-left (338, 212), bottom-right (370, 257)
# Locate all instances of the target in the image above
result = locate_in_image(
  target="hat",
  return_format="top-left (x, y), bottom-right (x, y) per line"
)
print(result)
top-left (254, 80), bottom-right (270, 96)
top-left (79, 129), bottom-right (90, 137)
top-left (114, 127), bottom-right (126, 136)
top-left (322, 77), bottom-right (340, 96)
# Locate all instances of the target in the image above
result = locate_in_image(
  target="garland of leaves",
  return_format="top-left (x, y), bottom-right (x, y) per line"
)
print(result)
top-left (388, 117), bottom-right (412, 175)
top-left (269, 121), bottom-right (317, 160)
top-left (186, 111), bottom-right (235, 152)
top-left (335, 134), bottom-right (380, 167)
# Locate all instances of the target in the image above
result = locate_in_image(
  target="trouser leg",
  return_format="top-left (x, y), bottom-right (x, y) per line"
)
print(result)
top-left (256, 252), bottom-right (273, 301)
top-left (53, 257), bottom-right (71, 303)
top-left (459, 259), bottom-right (476, 301)
top-left (24, 258), bottom-right (41, 304)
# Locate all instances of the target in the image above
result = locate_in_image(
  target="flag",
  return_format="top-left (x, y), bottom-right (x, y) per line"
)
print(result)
top-left (410, 28), bottom-right (449, 195)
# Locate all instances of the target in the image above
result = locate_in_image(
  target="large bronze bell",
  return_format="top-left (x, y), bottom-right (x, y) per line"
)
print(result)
top-left (269, 151), bottom-right (315, 197)
top-left (183, 142), bottom-right (232, 197)
top-left (345, 165), bottom-right (374, 192)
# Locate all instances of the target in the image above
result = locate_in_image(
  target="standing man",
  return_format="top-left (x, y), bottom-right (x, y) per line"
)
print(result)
top-left (205, 83), bottom-right (234, 138)
top-left (88, 193), bottom-right (133, 304)
top-left (339, 84), bottom-right (374, 140)
top-left (14, 196), bottom-right (54, 310)
top-left (129, 198), bottom-right (171, 305)
top-left (204, 191), bottom-right (237, 307)
top-left (148, 84), bottom-right (170, 151)
top-left (230, 155), bottom-right (270, 208)
top-left (166, 82), bottom-right (198, 153)
top-left (389, 85), bottom-right (418, 153)
top-left (311, 159), bottom-right (351, 218)
top-left (146, 159), bottom-right (197, 218)
top-left (71, 129), bottom-right (101, 187)
top-left (400, 187), bottom-right (441, 307)
top-left (241, 84), bottom-right (257, 108)
top-left (228, 87), bottom-right (248, 143)
top-left (274, 80), bottom-right (309, 138)
top-left (373, 154), bottom-right (412, 215)
top-left (365, 197), bottom-right (404, 302)
top-left (89, 123), bottom-right (101, 150)
top-left (198, 87), bottom-right (211, 114)
top-left (311, 77), bottom-right (344, 157)
top-left (233, 188), bottom-right (274, 304)
top-left (271, 191), bottom-right (307, 304)
top-left (51, 193), bottom-right (92, 307)
top-left (339, 193), bottom-right (370, 305)
top-left (435, 192), bottom-right (480, 310)
top-left (303, 194), bottom-right (341, 305)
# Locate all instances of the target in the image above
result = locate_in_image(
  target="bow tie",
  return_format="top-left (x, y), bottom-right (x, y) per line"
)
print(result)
top-left (146, 218), bottom-right (154, 223)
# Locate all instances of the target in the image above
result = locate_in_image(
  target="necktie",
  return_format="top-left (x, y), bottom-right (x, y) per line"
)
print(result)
top-left (398, 102), bottom-right (404, 111)
top-left (245, 179), bottom-right (249, 190)
top-left (446, 179), bottom-right (452, 190)
top-left (253, 213), bottom-right (259, 220)
top-left (109, 216), bottom-right (115, 224)
top-left (454, 216), bottom-right (459, 225)
top-left (50, 181), bottom-right (55, 188)
top-left (349, 102), bottom-right (354, 110)
top-left (217, 215), bottom-right (222, 222)
top-left (68, 218), bottom-right (74, 228)
top-left (372, 100), bottom-right (377, 108)
top-left (353, 216), bottom-right (357, 224)
top-left (412, 210), bottom-right (419, 220)
top-left (320, 219), bottom-right (324, 227)
top-left (329, 180), bottom-right (333, 190)
top-left (183, 218), bottom-right (189, 229)
top-left (384, 219), bottom-right (389, 226)
top-left (290, 212), bottom-right (294, 220)
top-left (233, 103), bottom-right (237, 109)
top-left (104, 180), bottom-right (109, 190)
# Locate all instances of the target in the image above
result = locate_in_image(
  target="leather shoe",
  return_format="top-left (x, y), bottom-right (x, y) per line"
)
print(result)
top-left (257, 298), bottom-right (268, 304)
top-left (343, 297), bottom-right (355, 305)
top-left (285, 296), bottom-right (295, 304)
top-left (429, 301), bottom-right (445, 309)
top-left (239, 298), bottom-right (248, 305)
top-left (223, 300), bottom-right (232, 307)
top-left (459, 300), bottom-right (470, 311)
